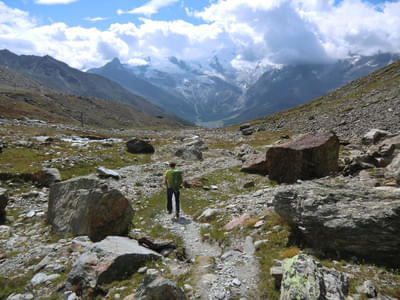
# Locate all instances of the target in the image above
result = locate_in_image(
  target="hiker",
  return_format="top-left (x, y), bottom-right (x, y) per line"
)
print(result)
top-left (164, 161), bottom-right (183, 218)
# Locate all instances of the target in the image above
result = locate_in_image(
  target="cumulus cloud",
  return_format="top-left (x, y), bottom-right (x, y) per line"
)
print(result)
top-left (0, 0), bottom-right (399, 71)
top-left (35, 0), bottom-right (78, 4)
top-left (117, 0), bottom-right (179, 17)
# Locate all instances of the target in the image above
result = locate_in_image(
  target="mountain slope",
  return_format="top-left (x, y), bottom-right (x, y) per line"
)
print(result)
top-left (89, 58), bottom-right (197, 122)
top-left (0, 49), bottom-right (189, 124)
top-left (248, 58), bottom-right (400, 138)
top-left (228, 53), bottom-right (400, 125)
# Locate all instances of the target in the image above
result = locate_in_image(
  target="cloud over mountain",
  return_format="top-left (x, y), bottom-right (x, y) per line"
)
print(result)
top-left (0, 0), bottom-right (399, 70)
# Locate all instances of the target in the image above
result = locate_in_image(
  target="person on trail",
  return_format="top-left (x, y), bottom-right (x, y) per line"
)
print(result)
top-left (164, 161), bottom-right (183, 218)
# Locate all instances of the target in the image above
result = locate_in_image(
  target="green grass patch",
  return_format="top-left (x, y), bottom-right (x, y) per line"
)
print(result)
top-left (255, 214), bottom-right (292, 300)
top-left (0, 271), bottom-right (34, 299)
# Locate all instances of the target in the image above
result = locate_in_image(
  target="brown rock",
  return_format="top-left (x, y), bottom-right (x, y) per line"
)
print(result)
top-left (183, 177), bottom-right (208, 188)
top-left (240, 152), bottom-right (268, 175)
top-left (266, 132), bottom-right (339, 183)
top-left (138, 237), bottom-right (176, 252)
top-left (0, 188), bottom-right (9, 223)
top-left (224, 214), bottom-right (251, 231)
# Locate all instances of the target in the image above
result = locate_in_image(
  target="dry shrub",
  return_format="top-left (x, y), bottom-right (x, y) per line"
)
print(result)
top-left (281, 246), bottom-right (300, 259)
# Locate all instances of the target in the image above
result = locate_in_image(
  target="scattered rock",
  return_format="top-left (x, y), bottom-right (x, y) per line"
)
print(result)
top-left (274, 180), bottom-right (400, 266)
top-left (239, 124), bottom-right (251, 131)
top-left (241, 128), bottom-right (254, 136)
top-left (224, 214), bottom-right (251, 231)
top-left (243, 181), bottom-right (255, 188)
top-left (126, 138), bottom-right (155, 154)
top-left (32, 168), bottom-right (61, 187)
top-left (135, 276), bottom-right (187, 300)
top-left (66, 236), bottom-right (162, 297)
top-left (30, 272), bottom-right (60, 286)
top-left (197, 208), bottom-right (220, 222)
top-left (96, 166), bottom-right (120, 180)
top-left (234, 144), bottom-right (258, 160)
top-left (183, 177), bottom-right (208, 188)
top-left (356, 280), bottom-right (378, 298)
top-left (266, 132), bottom-right (340, 183)
top-left (47, 176), bottom-right (134, 242)
top-left (280, 254), bottom-right (349, 300)
top-left (175, 148), bottom-right (203, 161)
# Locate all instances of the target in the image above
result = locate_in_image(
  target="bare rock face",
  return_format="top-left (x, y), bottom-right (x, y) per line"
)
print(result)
top-left (66, 236), bottom-right (161, 297)
top-left (273, 181), bottom-right (400, 266)
top-left (240, 152), bottom-right (268, 175)
top-left (47, 176), bottom-right (134, 242)
top-left (32, 168), bottom-right (61, 187)
top-left (0, 188), bottom-right (9, 223)
top-left (280, 254), bottom-right (349, 300)
top-left (126, 138), bottom-right (155, 154)
top-left (266, 132), bottom-right (339, 183)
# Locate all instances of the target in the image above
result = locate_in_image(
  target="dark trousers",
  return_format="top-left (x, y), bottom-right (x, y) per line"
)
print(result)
top-left (167, 188), bottom-right (180, 213)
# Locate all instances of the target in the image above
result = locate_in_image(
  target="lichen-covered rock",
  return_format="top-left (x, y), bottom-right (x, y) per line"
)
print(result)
top-left (47, 176), bottom-right (133, 242)
top-left (32, 168), bottom-right (61, 187)
top-left (126, 138), bottom-right (155, 154)
top-left (175, 148), bottom-right (203, 160)
top-left (274, 180), bottom-right (400, 266)
top-left (266, 132), bottom-right (339, 183)
top-left (280, 254), bottom-right (349, 300)
top-left (66, 236), bottom-right (161, 297)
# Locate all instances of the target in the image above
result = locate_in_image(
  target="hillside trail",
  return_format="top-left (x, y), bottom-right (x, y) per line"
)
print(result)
top-left (111, 147), bottom-right (261, 299)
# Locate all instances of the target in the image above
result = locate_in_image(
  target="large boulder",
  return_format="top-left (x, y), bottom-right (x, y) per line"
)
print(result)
top-left (0, 188), bottom-right (9, 223)
top-left (266, 132), bottom-right (339, 183)
top-left (135, 276), bottom-right (186, 300)
top-left (66, 236), bottom-right (161, 297)
top-left (32, 168), bottom-right (61, 187)
top-left (240, 152), bottom-right (268, 175)
top-left (47, 176), bottom-right (134, 242)
top-left (273, 181), bottom-right (400, 266)
top-left (280, 254), bottom-right (349, 300)
top-left (126, 138), bottom-right (155, 154)
top-left (386, 152), bottom-right (400, 182)
top-left (175, 148), bottom-right (203, 161)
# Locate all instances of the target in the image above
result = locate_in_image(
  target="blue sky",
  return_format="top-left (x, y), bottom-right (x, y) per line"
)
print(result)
top-left (1, 0), bottom-right (399, 70)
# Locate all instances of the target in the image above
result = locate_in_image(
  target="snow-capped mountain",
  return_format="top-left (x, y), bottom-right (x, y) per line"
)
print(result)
top-left (89, 52), bottom-right (400, 127)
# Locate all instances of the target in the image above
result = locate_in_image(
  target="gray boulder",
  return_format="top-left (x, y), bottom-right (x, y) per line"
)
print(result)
top-left (32, 168), bottom-right (61, 187)
top-left (280, 254), bottom-right (349, 300)
top-left (362, 129), bottom-right (392, 145)
top-left (0, 188), bottom-right (9, 223)
top-left (135, 276), bottom-right (186, 300)
top-left (266, 132), bottom-right (339, 183)
top-left (126, 138), bottom-right (155, 154)
top-left (234, 144), bottom-right (258, 160)
top-left (47, 176), bottom-right (134, 242)
top-left (175, 148), bottom-right (202, 161)
top-left (66, 236), bottom-right (161, 297)
top-left (274, 181), bottom-right (400, 266)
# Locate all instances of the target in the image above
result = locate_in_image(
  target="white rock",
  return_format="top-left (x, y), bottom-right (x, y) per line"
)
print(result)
top-left (0, 225), bottom-right (11, 238)
top-left (232, 278), bottom-right (241, 286)
top-left (254, 220), bottom-right (264, 228)
top-left (26, 210), bottom-right (35, 218)
top-left (254, 239), bottom-right (269, 247)
top-left (210, 185), bottom-right (219, 190)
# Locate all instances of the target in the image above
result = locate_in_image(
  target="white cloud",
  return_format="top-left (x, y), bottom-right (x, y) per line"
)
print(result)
top-left (0, 0), bottom-right (399, 72)
top-left (117, 0), bottom-right (179, 17)
top-left (84, 17), bottom-right (108, 22)
top-left (35, 0), bottom-right (78, 4)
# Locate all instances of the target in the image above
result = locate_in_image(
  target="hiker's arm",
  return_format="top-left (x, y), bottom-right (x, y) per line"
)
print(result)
top-left (164, 176), bottom-right (168, 188)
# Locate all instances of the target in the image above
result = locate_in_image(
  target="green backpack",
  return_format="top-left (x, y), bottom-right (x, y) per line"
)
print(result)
top-left (170, 169), bottom-right (182, 190)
